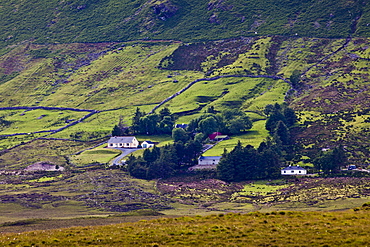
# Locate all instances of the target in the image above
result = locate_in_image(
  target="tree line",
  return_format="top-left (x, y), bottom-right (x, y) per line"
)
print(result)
top-left (126, 139), bottom-right (203, 180)
top-left (217, 140), bottom-right (281, 182)
top-left (217, 103), bottom-right (300, 182)
top-left (112, 106), bottom-right (253, 138)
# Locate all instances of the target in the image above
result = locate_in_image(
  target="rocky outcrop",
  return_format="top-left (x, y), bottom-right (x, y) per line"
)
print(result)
top-left (25, 162), bottom-right (64, 171)
top-left (153, 1), bottom-right (178, 21)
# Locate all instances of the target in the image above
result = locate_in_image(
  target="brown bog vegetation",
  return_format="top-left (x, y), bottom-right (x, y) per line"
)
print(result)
top-left (1, 206), bottom-right (370, 246)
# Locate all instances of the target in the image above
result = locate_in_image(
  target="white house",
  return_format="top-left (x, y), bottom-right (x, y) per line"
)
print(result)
top-left (198, 156), bottom-right (222, 166)
top-left (141, 141), bottom-right (155, 148)
top-left (174, 123), bottom-right (188, 129)
top-left (107, 136), bottom-right (139, 148)
top-left (281, 166), bottom-right (307, 175)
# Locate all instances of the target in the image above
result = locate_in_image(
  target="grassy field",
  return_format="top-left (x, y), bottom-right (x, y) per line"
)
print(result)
top-left (70, 144), bottom-right (121, 167)
top-left (0, 109), bottom-right (87, 135)
top-left (1, 208), bottom-right (370, 246)
top-left (204, 120), bottom-right (269, 155)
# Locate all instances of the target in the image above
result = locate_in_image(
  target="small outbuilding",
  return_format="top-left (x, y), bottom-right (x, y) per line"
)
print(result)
top-left (281, 165), bottom-right (307, 175)
top-left (108, 136), bottom-right (139, 148)
top-left (208, 132), bottom-right (222, 140)
top-left (174, 123), bottom-right (188, 129)
top-left (141, 141), bottom-right (155, 148)
top-left (198, 156), bottom-right (222, 166)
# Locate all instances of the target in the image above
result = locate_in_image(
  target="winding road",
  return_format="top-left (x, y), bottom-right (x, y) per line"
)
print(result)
top-left (110, 148), bottom-right (142, 166)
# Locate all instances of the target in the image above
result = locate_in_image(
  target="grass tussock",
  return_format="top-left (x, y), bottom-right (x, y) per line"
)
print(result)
top-left (1, 209), bottom-right (370, 246)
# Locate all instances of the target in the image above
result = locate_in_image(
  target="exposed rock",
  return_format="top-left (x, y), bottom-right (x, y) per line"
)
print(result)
top-left (25, 162), bottom-right (64, 171)
top-left (209, 13), bottom-right (220, 24)
top-left (153, 1), bottom-right (178, 21)
top-left (207, 0), bottom-right (232, 11)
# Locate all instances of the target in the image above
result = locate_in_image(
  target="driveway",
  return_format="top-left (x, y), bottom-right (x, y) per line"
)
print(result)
top-left (110, 148), bottom-right (141, 166)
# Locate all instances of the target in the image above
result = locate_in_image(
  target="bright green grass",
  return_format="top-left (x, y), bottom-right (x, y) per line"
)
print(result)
top-left (0, 109), bottom-right (86, 135)
top-left (28, 174), bottom-right (63, 183)
top-left (271, 197), bottom-right (370, 212)
top-left (0, 132), bottom-right (46, 150)
top-left (204, 120), bottom-right (269, 155)
top-left (241, 79), bottom-right (289, 112)
top-left (233, 180), bottom-right (289, 198)
top-left (41, 44), bottom-right (203, 110)
top-left (212, 37), bottom-right (272, 76)
top-left (70, 147), bottom-right (121, 166)
top-left (159, 76), bottom-right (287, 116)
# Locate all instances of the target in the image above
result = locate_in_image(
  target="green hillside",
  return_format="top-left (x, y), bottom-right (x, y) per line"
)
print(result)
top-left (0, 0), bottom-right (369, 51)
top-left (1, 0), bottom-right (370, 226)
top-left (1, 36), bottom-right (370, 164)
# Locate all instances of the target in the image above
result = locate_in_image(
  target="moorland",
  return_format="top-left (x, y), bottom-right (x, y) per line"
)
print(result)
top-left (0, 0), bottom-right (370, 245)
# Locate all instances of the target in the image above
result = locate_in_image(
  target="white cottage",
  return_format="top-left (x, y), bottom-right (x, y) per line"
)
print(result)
top-left (281, 166), bottom-right (307, 175)
top-left (141, 141), bottom-right (155, 148)
top-left (107, 136), bottom-right (139, 148)
top-left (198, 156), bottom-right (222, 166)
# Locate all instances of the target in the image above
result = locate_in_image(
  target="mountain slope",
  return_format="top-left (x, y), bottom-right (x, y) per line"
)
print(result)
top-left (0, 0), bottom-right (368, 51)
top-left (1, 36), bottom-right (370, 165)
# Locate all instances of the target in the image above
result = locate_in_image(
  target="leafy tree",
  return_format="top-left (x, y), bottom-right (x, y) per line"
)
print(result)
top-left (265, 109), bottom-right (286, 133)
top-left (332, 145), bottom-right (348, 168)
top-left (184, 139), bottom-right (203, 165)
top-left (273, 121), bottom-right (290, 146)
top-left (290, 69), bottom-right (302, 88)
top-left (263, 104), bottom-right (275, 116)
top-left (198, 116), bottom-right (218, 136)
top-left (143, 147), bottom-right (159, 163)
top-left (140, 114), bottom-right (160, 135)
top-left (112, 125), bottom-right (123, 136)
top-left (172, 128), bottom-right (189, 142)
top-left (206, 106), bottom-right (217, 114)
top-left (186, 118), bottom-right (198, 133)
top-left (283, 107), bottom-right (298, 127)
top-left (127, 156), bottom-right (148, 179)
top-left (131, 108), bottom-right (145, 134)
top-left (217, 140), bottom-right (281, 182)
top-left (313, 146), bottom-right (347, 174)
top-left (158, 116), bottom-right (175, 134)
top-left (194, 132), bottom-right (206, 143)
top-left (258, 148), bottom-right (281, 179)
top-left (217, 149), bottom-right (235, 182)
top-left (159, 107), bottom-right (172, 120)
top-left (221, 109), bottom-right (252, 134)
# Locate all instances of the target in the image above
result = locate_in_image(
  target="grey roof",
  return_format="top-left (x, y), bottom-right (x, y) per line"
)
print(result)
top-left (175, 123), bottom-right (188, 128)
top-left (108, 136), bottom-right (136, 143)
top-left (282, 166), bottom-right (306, 171)
top-left (198, 156), bottom-right (222, 160)
top-left (142, 140), bottom-right (155, 144)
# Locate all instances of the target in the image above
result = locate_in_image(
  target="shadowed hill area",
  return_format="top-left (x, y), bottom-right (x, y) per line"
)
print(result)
top-left (0, 0), bottom-right (369, 51)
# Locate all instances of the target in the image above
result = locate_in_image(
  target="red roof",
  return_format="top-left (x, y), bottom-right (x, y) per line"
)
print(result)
top-left (209, 132), bottom-right (222, 140)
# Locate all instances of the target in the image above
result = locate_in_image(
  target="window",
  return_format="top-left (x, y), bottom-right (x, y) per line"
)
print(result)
top-left (291, 171), bottom-right (294, 173)
top-left (299, 171), bottom-right (301, 173)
